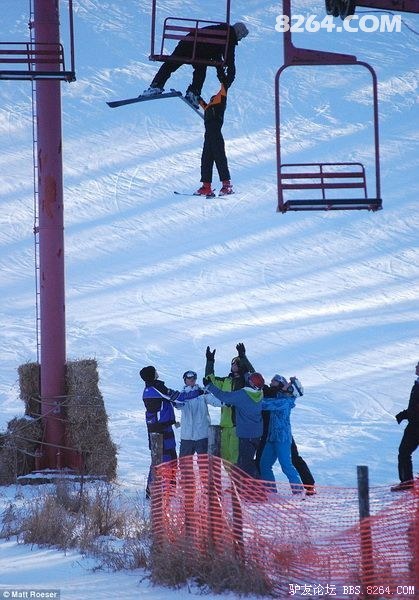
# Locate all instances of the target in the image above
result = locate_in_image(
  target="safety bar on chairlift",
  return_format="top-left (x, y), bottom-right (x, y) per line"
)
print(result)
top-left (150, 0), bottom-right (231, 62)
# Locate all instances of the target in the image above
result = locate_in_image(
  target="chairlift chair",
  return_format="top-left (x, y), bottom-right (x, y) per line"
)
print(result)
top-left (326, 0), bottom-right (419, 20)
top-left (276, 0), bottom-right (382, 212)
top-left (0, 1), bottom-right (75, 82)
top-left (149, 0), bottom-right (231, 67)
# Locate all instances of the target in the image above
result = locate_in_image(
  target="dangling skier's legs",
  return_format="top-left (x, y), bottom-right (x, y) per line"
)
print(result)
top-left (150, 41), bottom-right (191, 89)
top-left (201, 114), bottom-right (230, 183)
top-left (189, 65), bottom-right (208, 96)
top-left (200, 129), bottom-right (214, 183)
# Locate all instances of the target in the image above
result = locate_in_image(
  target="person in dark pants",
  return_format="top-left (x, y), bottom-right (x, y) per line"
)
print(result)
top-left (391, 361), bottom-right (419, 492)
top-left (290, 438), bottom-right (315, 492)
top-left (139, 365), bottom-right (203, 499)
top-left (195, 84), bottom-right (233, 197)
top-left (142, 22), bottom-right (249, 107)
top-left (206, 371), bottom-right (265, 478)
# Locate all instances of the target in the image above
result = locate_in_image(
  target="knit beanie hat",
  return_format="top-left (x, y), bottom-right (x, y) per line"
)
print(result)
top-left (140, 365), bottom-right (156, 383)
top-left (233, 22), bottom-right (249, 41)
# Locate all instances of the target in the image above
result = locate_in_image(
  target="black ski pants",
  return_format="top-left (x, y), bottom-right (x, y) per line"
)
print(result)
top-left (151, 42), bottom-right (209, 95)
top-left (398, 424), bottom-right (419, 482)
top-left (291, 438), bottom-right (315, 487)
top-left (201, 104), bottom-right (230, 184)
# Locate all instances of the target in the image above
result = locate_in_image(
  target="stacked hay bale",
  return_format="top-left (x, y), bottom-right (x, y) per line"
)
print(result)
top-left (18, 362), bottom-right (41, 417)
top-left (0, 359), bottom-right (117, 484)
top-left (65, 359), bottom-right (117, 480)
top-left (0, 362), bottom-right (43, 484)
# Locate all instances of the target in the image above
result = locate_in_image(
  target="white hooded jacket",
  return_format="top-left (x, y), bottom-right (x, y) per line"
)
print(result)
top-left (177, 384), bottom-right (221, 441)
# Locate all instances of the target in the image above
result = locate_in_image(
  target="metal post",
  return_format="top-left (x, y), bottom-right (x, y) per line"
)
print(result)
top-left (208, 424), bottom-right (221, 457)
top-left (207, 425), bottom-right (222, 550)
top-left (150, 432), bottom-right (163, 467)
top-left (34, 0), bottom-right (66, 469)
top-left (357, 465), bottom-right (374, 592)
top-left (150, 0), bottom-right (157, 59)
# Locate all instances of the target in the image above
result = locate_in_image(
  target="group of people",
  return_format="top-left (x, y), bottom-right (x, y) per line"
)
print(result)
top-left (139, 343), bottom-right (316, 499)
top-left (142, 21), bottom-right (249, 197)
top-left (140, 352), bottom-right (419, 499)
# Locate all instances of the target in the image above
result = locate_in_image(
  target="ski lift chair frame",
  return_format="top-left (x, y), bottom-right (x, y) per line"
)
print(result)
top-left (276, 0), bottom-right (382, 213)
top-left (149, 0), bottom-right (231, 67)
top-left (0, 0), bottom-right (75, 82)
top-left (326, 0), bottom-right (419, 20)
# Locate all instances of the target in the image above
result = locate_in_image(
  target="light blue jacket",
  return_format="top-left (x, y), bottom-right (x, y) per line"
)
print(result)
top-left (262, 394), bottom-right (295, 444)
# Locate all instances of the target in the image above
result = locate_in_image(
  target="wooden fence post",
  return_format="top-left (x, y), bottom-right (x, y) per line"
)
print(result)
top-left (208, 425), bottom-right (221, 457)
top-left (150, 433), bottom-right (164, 552)
top-left (150, 432), bottom-right (163, 468)
top-left (207, 425), bottom-right (222, 551)
top-left (357, 465), bottom-right (374, 594)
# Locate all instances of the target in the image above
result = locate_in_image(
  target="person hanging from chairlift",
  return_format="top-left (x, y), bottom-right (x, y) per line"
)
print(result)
top-left (142, 22), bottom-right (249, 108)
top-left (195, 84), bottom-right (233, 197)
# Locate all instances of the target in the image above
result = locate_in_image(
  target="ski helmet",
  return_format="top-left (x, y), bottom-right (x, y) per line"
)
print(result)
top-left (247, 372), bottom-right (265, 390)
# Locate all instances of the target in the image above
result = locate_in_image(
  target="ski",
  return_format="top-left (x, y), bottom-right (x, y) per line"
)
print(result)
top-left (170, 89), bottom-right (204, 120)
top-left (107, 90), bottom-right (182, 108)
top-left (174, 191), bottom-right (235, 198)
top-left (107, 90), bottom-right (204, 119)
top-left (174, 191), bottom-right (216, 199)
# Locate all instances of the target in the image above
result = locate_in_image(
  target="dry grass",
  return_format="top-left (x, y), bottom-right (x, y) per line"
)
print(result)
top-left (1, 478), bottom-right (272, 595)
top-left (1, 480), bottom-right (150, 567)
top-left (151, 538), bottom-right (274, 596)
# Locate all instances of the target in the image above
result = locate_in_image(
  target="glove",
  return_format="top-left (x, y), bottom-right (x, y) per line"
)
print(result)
top-left (197, 389), bottom-right (205, 396)
top-left (206, 346), bottom-right (216, 361)
top-left (236, 342), bottom-right (246, 357)
top-left (203, 376), bottom-right (210, 386)
top-left (395, 411), bottom-right (406, 424)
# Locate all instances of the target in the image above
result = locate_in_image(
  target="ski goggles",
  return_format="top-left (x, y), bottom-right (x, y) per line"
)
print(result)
top-left (183, 370), bottom-right (197, 380)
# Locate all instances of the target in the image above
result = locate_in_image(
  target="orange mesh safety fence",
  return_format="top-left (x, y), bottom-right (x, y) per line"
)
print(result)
top-left (150, 455), bottom-right (419, 599)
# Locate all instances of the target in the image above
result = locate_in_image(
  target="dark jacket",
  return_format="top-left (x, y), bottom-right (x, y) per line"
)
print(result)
top-left (179, 24), bottom-right (237, 88)
top-left (142, 379), bottom-right (202, 433)
top-left (200, 85), bottom-right (227, 124)
top-left (397, 380), bottom-right (419, 428)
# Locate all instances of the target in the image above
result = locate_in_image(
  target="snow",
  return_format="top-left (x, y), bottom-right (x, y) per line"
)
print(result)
top-left (1, 0), bottom-right (418, 598)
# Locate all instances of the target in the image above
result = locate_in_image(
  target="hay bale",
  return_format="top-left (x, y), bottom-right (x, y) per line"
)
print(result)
top-left (65, 359), bottom-right (117, 480)
top-left (0, 417), bottom-right (43, 484)
top-left (18, 362), bottom-right (41, 417)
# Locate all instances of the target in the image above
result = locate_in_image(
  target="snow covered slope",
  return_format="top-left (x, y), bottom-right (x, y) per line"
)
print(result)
top-left (1, 0), bottom-right (418, 491)
top-left (1, 1), bottom-right (419, 598)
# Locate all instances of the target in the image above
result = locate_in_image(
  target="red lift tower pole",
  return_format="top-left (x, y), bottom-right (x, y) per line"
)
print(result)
top-left (34, 0), bottom-right (66, 469)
